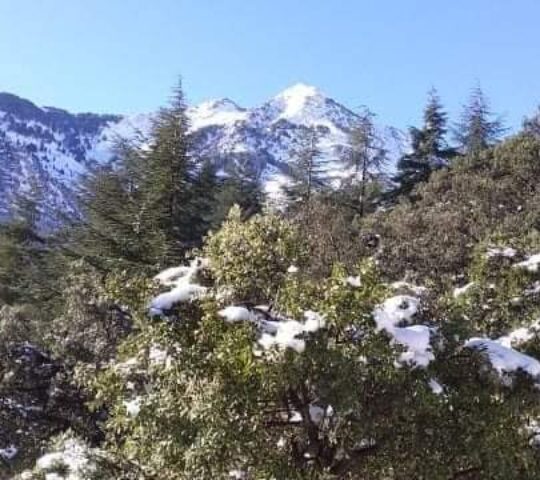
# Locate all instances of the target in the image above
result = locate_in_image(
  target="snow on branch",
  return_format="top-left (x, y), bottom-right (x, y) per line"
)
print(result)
top-left (149, 258), bottom-right (209, 316)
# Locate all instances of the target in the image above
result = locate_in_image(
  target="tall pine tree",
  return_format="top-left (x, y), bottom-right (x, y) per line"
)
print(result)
top-left (391, 89), bottom-right (454, 199)
top-left (341, 107), bottom-right (387, 217)
top-left (285, 126), bottom-right (327, 210)
top-left (71, 80), bottom-right (221, 271)
top-left (454, 85), bottom-right (505, 155)
top-left (139, 80), bottom-right (197, 261)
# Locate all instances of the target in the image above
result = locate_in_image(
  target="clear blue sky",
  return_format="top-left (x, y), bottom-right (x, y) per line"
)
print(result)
top-left (1, 0), bottom-right (539, 129)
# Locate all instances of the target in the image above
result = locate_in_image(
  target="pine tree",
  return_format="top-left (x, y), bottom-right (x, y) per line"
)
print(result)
top-left (342, 107), bottom-right (388, 217)
top-left (210, 170), bottom-right (263, 229)
top-left (69, 131), bottom-right (162, 272)
top-left (454, 85), bottom-right (505, 155)
top-left (391, 89), bottom-right (454, 199)
top-left (70, 80), bottom-right (222, 271)
top-left (523, 106), bottom-right (540, 138)
top-left (285, 126), bottom-right (326, 210)
top-left (139, 80), bottom-right (196, 261)
top-left (189, 159), bottom-right (219, 239)
top-left (0, 174), bottom-right (49, 304)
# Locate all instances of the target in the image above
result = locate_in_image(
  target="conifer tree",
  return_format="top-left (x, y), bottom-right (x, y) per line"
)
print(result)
top-left (454, 85), bottom-right (505, 155)
top-left (0, 174), bottom-right (49, 304)
top-left (523, 106), bottom-right (540, 138)
top-left (342, 107), bottom-right (388, 217)
top-left (70, 80), bottom-right (222, 271)
top-left (189, 159), bottom-right (219, 239)
top-left (285, 126), bottom-right (326, 210)
top-left (210, 170), bottom-right (263, 229)
top-left (392, 89), bottom-right (454, 199)
top-left (139, 80), bottom-right (197, 260)
top-left (71, 137), bottom-right (158, 271)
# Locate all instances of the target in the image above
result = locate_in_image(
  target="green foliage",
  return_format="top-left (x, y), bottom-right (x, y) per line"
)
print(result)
top-left (203, 206), bottom-right (307, 302)
top-left (454, 85), bottom-right (506, 156)
top-left (392, 89), bottom-right (455, 200)
top-left (83, 223), bottom-right (540, 479)
top-left (340, 108), bottom-right (388, 217)
top-left (285, 126), bottom-right (328, 210)
top-left (71, 81), bottom-right (221, 272)
top-left (363, 134), bottom-right (540, 286)
top-left (210, 173), bottom-right (263, 229)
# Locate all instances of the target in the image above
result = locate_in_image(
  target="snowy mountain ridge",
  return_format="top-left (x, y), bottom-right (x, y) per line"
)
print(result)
top-left (0, 84), bottom-right (402, 219)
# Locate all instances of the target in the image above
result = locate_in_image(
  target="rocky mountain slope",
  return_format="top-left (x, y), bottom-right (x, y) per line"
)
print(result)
top-left (0, 84), bottom-right (401, 220)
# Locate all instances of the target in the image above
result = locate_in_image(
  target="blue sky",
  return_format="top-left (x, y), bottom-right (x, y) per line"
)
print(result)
top-left (1, 0), bottom-right (539, 129)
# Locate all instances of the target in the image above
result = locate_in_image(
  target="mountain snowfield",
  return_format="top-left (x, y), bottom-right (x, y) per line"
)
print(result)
top-left (0, 84), bottom-right (403, 219)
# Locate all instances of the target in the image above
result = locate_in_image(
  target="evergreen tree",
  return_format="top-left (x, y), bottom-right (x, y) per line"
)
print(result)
top-left (189, 159), bottom-right (219, 239)
top-left (70, 80), bottom-right (222, 271)
top-left (391, 89), bottom-right (454, 199)
top-left (139, 80), bottom-right (197, 260)
top-left (210, 170), bottom-right (263, 229)
top-left (0, 174), bottom-right (51, 305)
top-left (341, 107), bottom-right (388, 217)
top-left (285, 126), bottom-right (326, 210)
top-left (523, 106), bottom-right (540, 138)
top-left (72, 138), bottom-right (158, 272)
top-left (454, 85), bottom-right (505, 155)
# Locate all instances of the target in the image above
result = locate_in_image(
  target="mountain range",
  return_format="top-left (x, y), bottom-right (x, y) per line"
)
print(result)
top-left (0, 83), bottom-right (403, 220)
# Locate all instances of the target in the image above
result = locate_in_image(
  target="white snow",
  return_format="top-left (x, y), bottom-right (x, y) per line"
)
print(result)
top-left (153, 266), bottom-right (193, 286)
top-left (524, 281), bottom-right (540, 296)
top-left (0, 445), bottom-right (18, 460)
top-left (229, 469), bottom-right (248, 479)
top-left (373, 295), bottom-right (420, 330)
top-left (303, 310), bottom-right (326, 332)
top-left (496, 320), bottom-right (540, 348)
top-left (453, 282), bottom-right (475, 298)
top-left (428, 378), bottom-right (444, 395)
top-left (346, 276), bottom-right (362, 287)
top-left (515, 254), bottom-right (540, 272)
top-left (486, 247), bottom-right (517, 258)
top-left (123, 397), bottom-right (142, 417)
top-left (373, 296), bottom-right (434, 367)
top-left (390, 281), bottom-right (428, 295)
top-left (149, 258), bottom-right (208, 315)
top-left (148, 344), bottom-right (170, 366)
top-left (258, 320), bottom-right (309, 354)
top-left (272, 83), bottom-right (323, 123)
top-left (149, 284), bottom-right (207, 313)
top-left (465, 338), bottom-right (540, 378)
top-left (257, 310), bottom-right (325, 353)
top-left (220, 305), bottom-right (325, 354)
top-left (188, 98), bottom-right (247, 131)
top-left (218, 306), bottom-right (253, 323)
top-left (36, 438), bottom-right (94, 479)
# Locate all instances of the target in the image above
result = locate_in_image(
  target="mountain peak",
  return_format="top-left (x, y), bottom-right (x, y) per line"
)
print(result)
top-left (196, 97), bottom-right (244, 113)
top-left (274, 83), bottom-right (323, 101)
top-left (188, 97), bottom-right (247, 130)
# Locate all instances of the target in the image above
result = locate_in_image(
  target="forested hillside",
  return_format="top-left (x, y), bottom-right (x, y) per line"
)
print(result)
top-left (3, 81), bottom-right (540, 479)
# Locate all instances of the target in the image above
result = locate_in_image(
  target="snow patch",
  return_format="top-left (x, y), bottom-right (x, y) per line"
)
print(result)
top-left (486, 247), bottom-right (517, 258)
top-left (0, 445), bottom-right (18, 460)
top-left (465, 338), bottom-right (540, 378)
top-left (373, 296), bottom-right (434, 367)
top-left (515, 254), bottom-right (540, 273)
top-left (149, 258), bottom-right (208, 315)
top-left (453, 282), bottom-right (475, 298)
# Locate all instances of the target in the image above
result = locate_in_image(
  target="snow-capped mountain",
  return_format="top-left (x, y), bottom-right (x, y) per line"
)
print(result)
top-left (0, 84), bottom-right (401, 220)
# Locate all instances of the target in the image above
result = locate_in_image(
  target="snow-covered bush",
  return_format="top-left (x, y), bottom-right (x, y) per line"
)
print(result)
top-left (82, 214), bottom-right (540, 479)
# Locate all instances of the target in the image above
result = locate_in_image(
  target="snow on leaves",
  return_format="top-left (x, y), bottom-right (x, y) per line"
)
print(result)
top-left (219, 306), bottom-right (326, 354)
top-left (149, 258), bottom-right (209, 316)
top-left (372, 295), bottom-right (434, 368)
